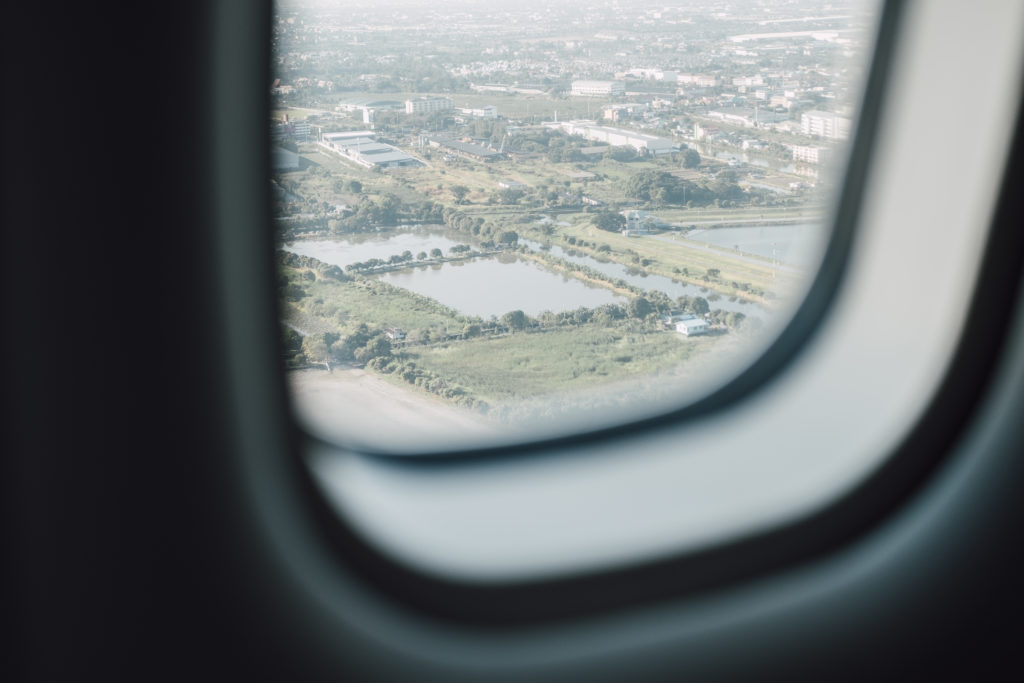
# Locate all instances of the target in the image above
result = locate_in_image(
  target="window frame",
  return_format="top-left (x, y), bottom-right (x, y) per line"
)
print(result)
top-left (213, 0), bottom-right (1024, 633)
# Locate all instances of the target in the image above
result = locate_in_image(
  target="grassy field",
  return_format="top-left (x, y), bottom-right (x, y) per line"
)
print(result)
top-left (654, 205), bottom-right (824, 224)
top-left (285, 269), bottom-right (474, 335)
top-left (405, 324), bottom-right (718, 405)
top-left (271, 106), bottom-right (331, 120)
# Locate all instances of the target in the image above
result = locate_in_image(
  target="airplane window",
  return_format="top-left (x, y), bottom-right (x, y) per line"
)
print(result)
top-left (271, 0), bottom-right (880, 453)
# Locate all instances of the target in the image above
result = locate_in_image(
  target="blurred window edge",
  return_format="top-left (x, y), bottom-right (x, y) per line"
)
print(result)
top-left (295, 0), bottom-right (1024, 585)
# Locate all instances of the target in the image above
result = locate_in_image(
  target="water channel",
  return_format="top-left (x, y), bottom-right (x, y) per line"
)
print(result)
top-left (519, 238), bottom-right (768, 316)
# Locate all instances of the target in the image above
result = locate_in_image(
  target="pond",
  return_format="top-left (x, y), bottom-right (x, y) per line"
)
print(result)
top-left (282, 229), bottom-right (626, 318)
top-left (282, 230), bottom-right (463, 269)
top-left (381, 254), bottom-right (625, 318)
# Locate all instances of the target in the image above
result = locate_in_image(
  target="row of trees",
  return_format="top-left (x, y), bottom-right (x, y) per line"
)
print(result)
top-left (276, 251), bottom-right (346, 281)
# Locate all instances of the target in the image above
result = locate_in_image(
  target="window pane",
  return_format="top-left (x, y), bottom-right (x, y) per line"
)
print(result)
top-left (272, 0), bottom-right (879, 452)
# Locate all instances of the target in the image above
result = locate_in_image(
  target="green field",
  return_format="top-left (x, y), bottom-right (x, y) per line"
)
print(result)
top-left (285, 271), bottom-right (474, 336)
top-left (405, 323), bottom-right (717, 405)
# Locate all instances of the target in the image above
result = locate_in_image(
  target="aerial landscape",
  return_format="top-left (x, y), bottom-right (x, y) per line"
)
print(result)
top-left (270, 0), bottom-right (875, 445)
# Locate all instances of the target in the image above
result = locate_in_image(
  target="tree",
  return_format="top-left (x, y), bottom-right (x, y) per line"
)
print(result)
top-left (691, 296), bottom-right (710, 316)
top-left (354, 334), bottom-right (392, 363)
top-left (683, 148), bottom-right (701, 168)
top-left (628, 296), bottom-right (654, 319)
top-left (280, 326), bottom-right (303, 354)
top-left (430, 248), bottom-right (443, 258)
top-left (501, 310), bottom-right (528, 331)
top-left (498, 230), bottom-right (519, 246)
top-left (416, 251), bottom-right (427, 260)
top-left (593, 211), bottom-right (626, 233)
top-left (301, 334), bottom-right (329, 363)
top-left (451, 185), bottom-right (470, 204)
top-left (604, 145), bottom-right (637, 162)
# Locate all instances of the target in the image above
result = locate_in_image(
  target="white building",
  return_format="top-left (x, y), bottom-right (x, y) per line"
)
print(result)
top-left (801, 110), bottom-right (851, 140)
top-left (678, 73), bottom-right (719, 87)
top-left (571, 80), bottom-right (625, 97)
top-left (707, 107), bottom-right (788, 128)
top-left (733, 76), bottom-right (764, 87)
top-left (792, 145), bottom-right (832, 164)
top-left (319, 133), bottom-right (423, 169)
top-left (602, 103), bottom-right (648, 122)
top-left (551, 120), bottom-right (677, 155)
top-left (676, 317), bottom-right (710, 336)
top-left (405, 96), bottom-right (453, 114)
top-left (456, 105), bottom-right (497, 118)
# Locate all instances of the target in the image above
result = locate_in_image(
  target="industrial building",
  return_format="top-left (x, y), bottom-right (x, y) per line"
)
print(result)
top-left (571, 80), bottom-right (625, 97)
top-left (456, 105), bottom-right (497, 119)
top-left (550, 120), bottom-right (677, 155)
top-left (405, 96), bottom-right (453, 114)
top-left (319, 132), bottom-right (423, 169)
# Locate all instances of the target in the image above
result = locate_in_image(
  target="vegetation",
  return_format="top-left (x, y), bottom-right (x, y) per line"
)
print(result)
top-left (406, 323), bottom-right (714, 408)
top-left (271, 82), bottom-right (817, 415)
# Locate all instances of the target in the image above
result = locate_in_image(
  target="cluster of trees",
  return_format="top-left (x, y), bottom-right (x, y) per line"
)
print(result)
top-left (623, 169), bottom-right (745, 206)
top-left (441, 206), bottom-right (486, 234)
top-left (276, 251), bottom-right (346, 281)
top-left (603, 145), bottom-right (640, 162)
top-left (707, 310), bottom-right (759, 331)
top-left (593, 211), bottom-right (627, 233)
top-left (295, 325), bottom-right (394, 367)
top-left (327, 197), bottom-right (446, 234)
top-left (546, 136), bottom-right (591, 163)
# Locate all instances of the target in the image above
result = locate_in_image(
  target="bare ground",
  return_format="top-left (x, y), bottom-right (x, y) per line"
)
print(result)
top-left (287, 366), bottom-right (504, 451)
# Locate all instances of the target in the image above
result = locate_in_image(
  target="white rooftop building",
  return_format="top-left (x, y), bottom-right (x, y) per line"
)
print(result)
top-left (571, 80), bottom-right (625, 97)
top-left (676, 317), bottom-right (710, 336)
top-left (550, 120), bottom-right (677, 155)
